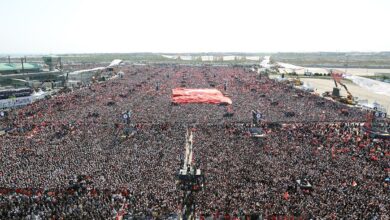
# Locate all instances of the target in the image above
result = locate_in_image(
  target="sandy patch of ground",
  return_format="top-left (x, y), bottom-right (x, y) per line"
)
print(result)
top-left (280, 67), bottom-right (390, 77)
top-left (301, 78), bottom-right (390, 113)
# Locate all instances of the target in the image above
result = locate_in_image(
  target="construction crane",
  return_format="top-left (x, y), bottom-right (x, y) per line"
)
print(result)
top-left (323, 71), bottom-right (356, 105)
top-left (338, 81), bottom-right (353, 101)
top-left (332, 72), bottom-right (356, 105)
top-left (176, 129), bottom-right (205, 220)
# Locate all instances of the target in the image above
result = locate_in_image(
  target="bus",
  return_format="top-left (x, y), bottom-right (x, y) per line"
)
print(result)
top-left (0, 88), bottom-right (34, 109)
top-left (0, 88), bottom-right (33, 100)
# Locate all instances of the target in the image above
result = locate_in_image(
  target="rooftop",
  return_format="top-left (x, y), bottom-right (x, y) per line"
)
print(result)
top-left (0, 63), bottom-right (41, 73)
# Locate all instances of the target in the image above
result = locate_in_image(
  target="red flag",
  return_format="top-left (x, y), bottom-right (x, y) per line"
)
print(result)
top-left (172, 88), bottom-right (232, 104)
top-left (283, 191), bottom-right (290, 200)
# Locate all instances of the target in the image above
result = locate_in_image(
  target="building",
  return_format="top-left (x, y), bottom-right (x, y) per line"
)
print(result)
top-left (0, 63), bottom-right (41, 74)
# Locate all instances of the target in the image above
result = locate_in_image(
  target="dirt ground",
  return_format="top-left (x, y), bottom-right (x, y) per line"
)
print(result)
top-left (301, 78), bottom-right (390, 113)
top-left (280, 67), bottom-right (390, 77)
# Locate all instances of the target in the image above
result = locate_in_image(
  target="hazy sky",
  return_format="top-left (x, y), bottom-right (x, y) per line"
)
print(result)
top-left (0, 0), bottom-right (389, 54)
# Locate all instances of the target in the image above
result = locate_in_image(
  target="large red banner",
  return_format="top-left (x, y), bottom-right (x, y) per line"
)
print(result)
top-left (172, 88), bottom-right (232, 105)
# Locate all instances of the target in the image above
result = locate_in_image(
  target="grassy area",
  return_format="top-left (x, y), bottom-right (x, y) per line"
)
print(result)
top-left (270, 52), bottom-right (390, 68)
top-left (54, 52), bottom-right (390, 68)
top-left (1, 52), bottom-right (390, 68)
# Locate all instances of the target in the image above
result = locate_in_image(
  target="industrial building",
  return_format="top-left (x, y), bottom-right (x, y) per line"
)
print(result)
top-left (0, 62), bottom-right (41, 74)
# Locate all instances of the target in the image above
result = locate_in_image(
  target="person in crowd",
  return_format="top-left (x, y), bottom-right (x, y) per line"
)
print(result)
top-left (0, 65), bottom-right (388, 219)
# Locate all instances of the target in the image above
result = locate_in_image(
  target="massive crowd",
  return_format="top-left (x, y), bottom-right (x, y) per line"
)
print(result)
top-left (0, 65), bottom-right (388, 219)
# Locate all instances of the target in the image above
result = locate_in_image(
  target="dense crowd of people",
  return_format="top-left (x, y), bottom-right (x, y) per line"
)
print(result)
top-left (0, 65), bottom-right (388, 219)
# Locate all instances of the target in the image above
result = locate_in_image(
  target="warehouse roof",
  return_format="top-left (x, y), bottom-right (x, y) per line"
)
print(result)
top-left (0, 63), bottom-right (41, 72)
top-left (0, 63), bottom-right (15, 71)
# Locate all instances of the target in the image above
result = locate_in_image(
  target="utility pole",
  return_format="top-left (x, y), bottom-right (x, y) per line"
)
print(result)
top-left (21, 58), bottom-right (24, 72)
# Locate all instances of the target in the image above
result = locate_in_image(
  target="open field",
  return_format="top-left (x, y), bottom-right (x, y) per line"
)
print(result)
top-left (2, 52), bottom-right (390, 68)
top-left (282, 67), bottom-right (390, 77)
top-left (271, 52), bottom-right (390, 68)
top-left (301, 78), bottom-right (390, 113)
top-left (335, 68), bottom-right (390, 77)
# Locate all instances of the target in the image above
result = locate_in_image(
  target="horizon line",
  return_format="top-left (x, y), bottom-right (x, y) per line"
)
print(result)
top-left (1, 51), bottom-right (390, 56)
